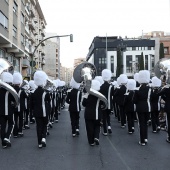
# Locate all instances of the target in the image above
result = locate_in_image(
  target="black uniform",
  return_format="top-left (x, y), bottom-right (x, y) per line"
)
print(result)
top-left (13, 85), bottom-right (28, 137)
top-left (124, 90), bottom-right (136, 133)
top-left (82, 94), bottom-right (103, 145)
top-left (136, 84), bottom-right (152, 144)
top-left (100, 81), bottom-right (114, 134)
top-left (32, 86), bottom-right (51, 145)
top-left (114, 84), bottom-right (127, 127)
top-left (151, 87), bottom-right (161, 132)
top-left (158, 86), bottom-right (170, 141)
top-left (0, 87), bottom-right (15, 147)
top-left (66, 88), bottom-right (82, 136)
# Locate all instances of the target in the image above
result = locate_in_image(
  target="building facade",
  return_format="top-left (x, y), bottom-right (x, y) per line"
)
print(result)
top-left (87, 36), bottom-right (157, 77)
top-left (74, 57), bottom-right (86, 68)
top-left (143, 31), bottom-right (170, 58)
top-left (0, 0), bottom-right (46, 79)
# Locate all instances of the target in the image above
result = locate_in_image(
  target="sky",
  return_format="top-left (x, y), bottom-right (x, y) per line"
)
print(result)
top-left (39, 0), bottom-right (170, 68)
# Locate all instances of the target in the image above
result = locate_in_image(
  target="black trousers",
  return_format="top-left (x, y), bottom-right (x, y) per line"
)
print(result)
top-left (126, 111), bottom-right (135, 132)
top-left (151, 111), bottom-right (160, 131)
top-left (166, 112), bottom-right (170, 140)
top-left (119, 106), bottom-right (126, 126)
top-left (13, 111), bottom-right (24, 135)
top-left (138, 112), bottom-right (149, 143)
top-left (0, 114), bottom-right (14, 145)
top-left (85, 119), bottom-right (101, 144)
top-left (69, 111), bottom-right (80, 134)
top-left (24, 109), bottom-right (29, 126)
top-left (102, 109), bottom-right (111, 133)
top-left (54, 106), bottom-right (58, 121)
top-left (35, 117), bottom-right (48, 145)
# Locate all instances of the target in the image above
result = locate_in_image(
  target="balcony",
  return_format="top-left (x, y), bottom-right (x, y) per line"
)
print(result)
top-left (30, 0), bottom-right (36, 6)
top-left (41, 30), bottom-right (45, 37)
top-left (41, 20), bottom-right (46, 29)
top-left (25, 6), bottom-right (30, 17)
top-left (25, 25), bottom-right (30, 35)
top-left (29, 31), bottom-right (35, 43)
top-left (30, 4), bottom-right (36, 18)
top-left (29, 20), bottom-right (36, 31)
top-left (34, 18), bottom-right (38, 23)
top-left (42, 59), bottom-right (45, 65)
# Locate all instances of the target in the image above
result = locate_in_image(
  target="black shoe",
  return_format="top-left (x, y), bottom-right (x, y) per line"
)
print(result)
top-left (18, 133), bottom-right (24, 137)
top-left (76, 129), bottom-right (80, 136)
top-left (3, 138), bottom-right (11, 147)
top-left (94, 138), bottom-right (99, 145)
top-left (108, 129), bottom-right (112, 134)
top-left (24, 125), bottom-right (30, 129)
top-left (41, 138), bottom-right (46, 147)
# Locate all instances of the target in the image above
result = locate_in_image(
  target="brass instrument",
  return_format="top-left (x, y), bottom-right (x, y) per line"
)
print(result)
top-left (0, 58), bottom-right (19, 107)
top-left (73, 62), bottom-right (108, 110)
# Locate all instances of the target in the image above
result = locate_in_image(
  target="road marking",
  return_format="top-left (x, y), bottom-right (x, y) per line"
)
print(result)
top-left (107, 137), bottom-right (131, 170)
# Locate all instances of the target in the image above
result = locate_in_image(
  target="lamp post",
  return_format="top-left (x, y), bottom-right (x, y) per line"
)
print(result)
top-left (116, 39), bottom-right (126, 76)
top-left (31, 34), bottom-right (73, 79)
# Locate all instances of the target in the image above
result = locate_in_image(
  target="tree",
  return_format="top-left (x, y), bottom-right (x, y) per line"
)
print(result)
top-left (116, 49), bottom-right (122, 78)
top-left (139, 52), bottom-right (144, 70)
top-left (159, 42), bottom-right (164, 59)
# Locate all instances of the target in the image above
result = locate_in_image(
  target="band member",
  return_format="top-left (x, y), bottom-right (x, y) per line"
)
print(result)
top-left (66, 78), bottom-right (82, 137)
top-left (157, 80), bottom-right (170, 143)
top-left (100, 69), bottom-right (114, 135)
top-left (13, 72), bottom-right (27, 137)
top-left (53, 80), bottom-right (59, 123)
top-left (32, 70), bottom-right (51, 148)
top-left (134, 73), bottom-right (140, 87)
top-left (28, 80), bottom-right (37, 124)
top-left (0, 72), bottom-right (15, 148)
top-left (124, 79), bottom-right (136, 134)
top-left (114, 74), bottom-right (128, 128)
top-left (82, 80), bottom-right (103, 146)
top-left (135, 70), bottom-right (152, 146)
top-left (150, 76), bottom-right (161, 133)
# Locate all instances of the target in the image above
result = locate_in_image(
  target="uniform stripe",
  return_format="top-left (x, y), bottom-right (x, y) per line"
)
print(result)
top-left (96, 99), bottom-right (100, 120)
top-left (5, 91), bottom-right (9, 115)
top-left (25, 98), bottom-right (27, 109)
top-left (18, 90), bottom-right (22, 112)
top-left (77, 91), bottom-right (80, 112)
top-left (108, 85), bottom-right (112, 109)
top-left (42, 92), bottom-right (46, 117)
top-left (158, 96), bottom-right (161, 111)
top-left (147, 88), bottom-right (151, 112)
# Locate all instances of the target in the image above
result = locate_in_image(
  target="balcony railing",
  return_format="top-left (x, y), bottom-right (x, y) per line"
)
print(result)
top-left (25, 6), bottom-right (30, 16)
top-left (30, 4), bottom-right (36, 18)
top-left (29, 20), bottom-right (36, 30)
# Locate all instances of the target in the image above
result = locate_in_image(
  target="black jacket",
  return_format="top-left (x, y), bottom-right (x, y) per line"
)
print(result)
top-left (100, 81), bottom-right (114, 110)
top-left (0, 87), bottom-right (15, 116)
top-left (135, 84), bottom-right (152, 113)
top-left (66, 88), bottom-right (82, 112)
top-left (32, 86), bottom-right (51, 117)
top-left (151, 87), bottom-right (161, 112)
top-left (82, 94), bottom-right (103, 120)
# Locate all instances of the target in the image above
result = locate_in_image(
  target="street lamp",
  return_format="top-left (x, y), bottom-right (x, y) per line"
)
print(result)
top-left (31, 34), bottom-right (73, 79)
top-left (116, 39), bottom-right (126, 75)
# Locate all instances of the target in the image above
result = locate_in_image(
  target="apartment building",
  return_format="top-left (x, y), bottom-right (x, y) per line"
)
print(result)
top-left (143, 31), bottom-right (170, 58)
top-left (60, 65), bottom-right (73, 85)
top-left (44, 39), bottom-right (60, 79)
top-left (74, 57), bottom-right (86, 68)
top-left (0, 0), bottom-right (46, 79)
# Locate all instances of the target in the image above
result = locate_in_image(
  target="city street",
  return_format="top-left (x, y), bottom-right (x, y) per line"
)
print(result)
top-left (0, 104), bottom-right (169, 170)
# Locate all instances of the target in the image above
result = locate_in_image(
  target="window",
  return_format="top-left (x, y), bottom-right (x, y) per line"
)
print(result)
top-left (126, 55), bottom-right (132, 73)
top-left (13, 1), bottom-right (18, 13)
top-left (164, 47), bottom-right (169, 55)
top-left (132, 47), bottom-right (136, 51)
top-left (111, 56), bottom-right (114, 72)
top-left (13, 25), bottom-right (17, 37)
top-left (21, 34), bottom-right (24, 44)
top-left (0, 49), bottom-right (5, 58)
top-left (148, 47), bottom-right (151, 50)
top-left (21, 12), bottom-right (24, 24)
top-left (151, 55), bottom-right (155, 72)
top-left (0, 11), bottom-right (8, 29)
top-left (145, 55), bottom-right (148, 70)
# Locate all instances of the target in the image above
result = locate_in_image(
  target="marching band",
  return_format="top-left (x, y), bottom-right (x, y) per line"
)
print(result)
top-left (0, 61), bottom-right (170, 149)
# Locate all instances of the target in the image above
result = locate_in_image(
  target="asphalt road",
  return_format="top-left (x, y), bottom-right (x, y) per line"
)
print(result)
top-left (0, 104), bottom-right (170, 170)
